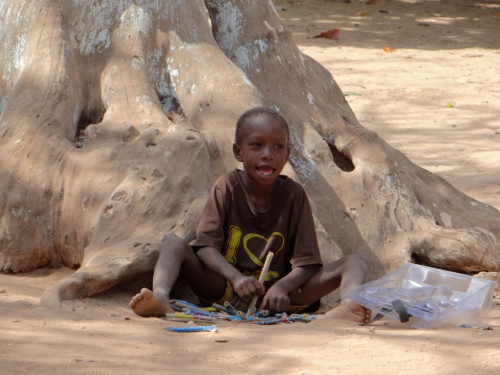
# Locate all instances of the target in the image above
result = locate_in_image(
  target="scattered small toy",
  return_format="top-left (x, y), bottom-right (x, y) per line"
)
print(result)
top-left (164, 299), bottom-right (316, 332)
top-left (166, 325), bottom-right (217, 333)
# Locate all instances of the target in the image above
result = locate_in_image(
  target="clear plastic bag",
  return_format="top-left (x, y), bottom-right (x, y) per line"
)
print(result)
top-left (345, 264), bottom-right (495, 329)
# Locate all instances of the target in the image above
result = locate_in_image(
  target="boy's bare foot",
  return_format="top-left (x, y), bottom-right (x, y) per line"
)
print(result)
top-left (129, 288), bottom-right (174, 317)
top-left (323, 301), bottom-right (372, 324)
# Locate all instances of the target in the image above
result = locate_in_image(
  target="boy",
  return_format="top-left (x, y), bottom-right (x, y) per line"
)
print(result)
top-left (130, 107), bottom-right (370, 323)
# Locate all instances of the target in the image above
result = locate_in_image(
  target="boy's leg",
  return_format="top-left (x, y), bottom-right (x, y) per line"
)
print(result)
top-left (129, 233), bottom-right (227, 317)
top-left (288, 254), bottom-right (371, 323)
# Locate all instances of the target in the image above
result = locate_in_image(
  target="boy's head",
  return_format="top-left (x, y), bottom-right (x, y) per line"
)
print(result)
top-left (234, 107), bottom-right (290, 148)
top-left (233, 107), bottom-right (291, 186)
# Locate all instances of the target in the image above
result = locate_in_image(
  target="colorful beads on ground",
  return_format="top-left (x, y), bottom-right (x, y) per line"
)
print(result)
top-left (165, 299), bottom-right (316, 328)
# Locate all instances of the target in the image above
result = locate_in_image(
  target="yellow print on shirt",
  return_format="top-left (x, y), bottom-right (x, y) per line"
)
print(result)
top-left (224, 226), bottom-right (242, 265)
top-left (243, 268), bottom-right (279, 283)
top-left (242, 232), bottom-right (284, 266)
top-left (224, 226), bottom-right (285, 268)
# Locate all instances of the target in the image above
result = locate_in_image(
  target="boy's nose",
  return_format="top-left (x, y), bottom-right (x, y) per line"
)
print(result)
top-left (261, 146), bottom-right (273, 159)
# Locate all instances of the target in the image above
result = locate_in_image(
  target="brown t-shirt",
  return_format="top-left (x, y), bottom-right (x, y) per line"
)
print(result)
top-left (190, 169), bottom-right (323, 288)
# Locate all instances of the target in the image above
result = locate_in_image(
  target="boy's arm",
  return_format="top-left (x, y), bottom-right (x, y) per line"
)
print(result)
top-left (260, 264), bottom-right (319, 313)
top-left (197, 246), bottom-right (265, 301)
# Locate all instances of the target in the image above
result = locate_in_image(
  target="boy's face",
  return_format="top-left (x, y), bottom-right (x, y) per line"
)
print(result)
top-left (233, 114), bottom-right (290, 188)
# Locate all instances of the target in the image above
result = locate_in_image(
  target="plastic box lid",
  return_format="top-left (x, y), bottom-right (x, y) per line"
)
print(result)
top-left (345, 263), bottom-right (495, 329)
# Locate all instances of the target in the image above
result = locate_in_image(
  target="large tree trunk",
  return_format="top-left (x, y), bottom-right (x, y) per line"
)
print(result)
top-left (0, 0), bottom-right (498, 308)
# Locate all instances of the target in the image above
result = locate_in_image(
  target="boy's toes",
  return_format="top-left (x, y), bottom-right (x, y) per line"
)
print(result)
top-left (129, 288), bottom-right (171, 318)
top-left (129, 291), bottom-right (145, 308)
top-left (365, 309), bottom-right (373, 324)
top-left (323, 301), bottom-right (370, 324)
top-left (138, 288), bottom-right (155, 301)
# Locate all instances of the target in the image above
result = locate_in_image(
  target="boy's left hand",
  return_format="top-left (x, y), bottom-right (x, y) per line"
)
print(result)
top-left (259, 283), bottom-right (290, 313)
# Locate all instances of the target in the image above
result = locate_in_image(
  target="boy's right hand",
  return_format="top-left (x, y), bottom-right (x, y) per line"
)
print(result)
top-left (232, 275), bottom-right (265, 301)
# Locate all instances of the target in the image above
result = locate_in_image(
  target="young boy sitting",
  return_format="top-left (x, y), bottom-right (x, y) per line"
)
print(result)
top-left (129, 107), bottom-right (371, 323)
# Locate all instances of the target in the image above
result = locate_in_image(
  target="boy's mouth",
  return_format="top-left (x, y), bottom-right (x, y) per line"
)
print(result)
top-left (257, 166), bottom-right (274, 176)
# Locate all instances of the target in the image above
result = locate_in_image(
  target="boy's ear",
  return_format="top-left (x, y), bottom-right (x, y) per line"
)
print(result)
top-left (233, 143), bottom-right (243, 162)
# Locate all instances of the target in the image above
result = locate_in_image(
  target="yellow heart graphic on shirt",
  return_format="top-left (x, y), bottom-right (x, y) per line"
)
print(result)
top-left (243, 232), bottom-right (284, 267)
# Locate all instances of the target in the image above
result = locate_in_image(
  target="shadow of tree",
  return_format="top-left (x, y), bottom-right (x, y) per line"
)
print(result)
top-left (277, 0), bottom-right (500, 50)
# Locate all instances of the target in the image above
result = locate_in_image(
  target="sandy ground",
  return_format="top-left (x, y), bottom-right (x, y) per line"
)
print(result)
top-left (1, 0), bottom-right (500, 374)
top-left (283, 0), bottom-right (500, 211)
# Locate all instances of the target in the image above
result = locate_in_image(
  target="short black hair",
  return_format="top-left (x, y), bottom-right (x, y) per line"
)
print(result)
top-left (234, 107), bottom-right (290, 146)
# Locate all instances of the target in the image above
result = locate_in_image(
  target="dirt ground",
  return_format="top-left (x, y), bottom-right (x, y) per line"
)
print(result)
top-left (1, 0), bottom-right (500, 374)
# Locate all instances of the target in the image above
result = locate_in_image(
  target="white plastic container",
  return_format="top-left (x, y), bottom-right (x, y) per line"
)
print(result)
top-left (346, 263), bottom-right (495, 329)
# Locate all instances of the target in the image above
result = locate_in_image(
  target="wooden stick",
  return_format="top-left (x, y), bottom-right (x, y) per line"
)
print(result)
top-left (246, 251), bottom-right (274, 318)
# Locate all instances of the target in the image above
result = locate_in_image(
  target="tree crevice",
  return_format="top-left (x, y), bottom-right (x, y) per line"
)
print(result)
top-left (75, 106), bottom-right (106, 147)
top-left (326, 141), bottom-right (355, 172)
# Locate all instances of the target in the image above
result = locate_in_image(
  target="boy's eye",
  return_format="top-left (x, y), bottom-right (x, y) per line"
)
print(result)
top-left (250, 142), bottom-right (262, 147)
top-left (275, 144), bottom-right (285, 149)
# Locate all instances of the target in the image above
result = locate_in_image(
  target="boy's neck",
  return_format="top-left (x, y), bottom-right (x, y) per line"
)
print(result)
top-left (239, 170), bottom-right (283, 211)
